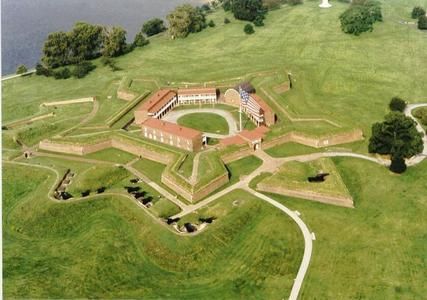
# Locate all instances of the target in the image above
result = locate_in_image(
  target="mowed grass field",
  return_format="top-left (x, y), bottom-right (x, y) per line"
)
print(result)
top-left (262, 158), bottom-right (427, 299)
top-left (177, 113), bottom-right (230, 135)
top-left (3, 164), bottom-right (303, 299)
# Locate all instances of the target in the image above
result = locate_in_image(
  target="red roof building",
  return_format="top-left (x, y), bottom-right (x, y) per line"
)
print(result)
top-left (134, 90), bottom-right (177, 124)
top-left (141, 118), bottom-right (204, 152)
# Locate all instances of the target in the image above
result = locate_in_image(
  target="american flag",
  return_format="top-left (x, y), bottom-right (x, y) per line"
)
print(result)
top-left (239, 86), bottom-right (250, 106)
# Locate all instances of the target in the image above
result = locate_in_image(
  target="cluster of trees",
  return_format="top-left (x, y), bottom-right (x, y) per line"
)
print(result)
top-left (412, 6), bottom-right (427, 30)
top-left (339, 0), bottom-right (382, 36)
top-left (37, 17), bottom-right (166, 79)
top-left (167, 4), bottom-right (209, 38)
top-left (369, 97), bottom-right (423, 173)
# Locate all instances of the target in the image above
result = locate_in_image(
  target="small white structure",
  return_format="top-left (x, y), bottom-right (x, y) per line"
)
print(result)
top-left (319, 0), bottom-right (332, 8)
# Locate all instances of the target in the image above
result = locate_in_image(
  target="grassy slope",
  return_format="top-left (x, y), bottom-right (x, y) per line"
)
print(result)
top-left (260, 158), bottom-right (352, 198)
top-left (177, 112), bottom-right (230, 135)
top-left (3, 164), bottom-right (302, 299)
top-left (263, 158), bottom-right (427, 299)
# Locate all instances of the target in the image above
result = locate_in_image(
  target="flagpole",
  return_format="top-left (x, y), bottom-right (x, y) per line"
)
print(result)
top-left (239, 102), bottom-right (242, 132)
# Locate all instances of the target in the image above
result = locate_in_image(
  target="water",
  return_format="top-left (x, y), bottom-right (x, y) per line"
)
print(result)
top-left (1, 0), bottom-right (204, 75)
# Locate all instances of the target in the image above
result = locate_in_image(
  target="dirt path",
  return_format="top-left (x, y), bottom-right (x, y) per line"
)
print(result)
top-left (54, 99), bottom-right (100, 138)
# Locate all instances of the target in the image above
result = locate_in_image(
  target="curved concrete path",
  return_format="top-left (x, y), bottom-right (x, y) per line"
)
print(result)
top-left (162, 108), bottom-right (239, 138)
top-left (405, 103), bottom-right (427, 166)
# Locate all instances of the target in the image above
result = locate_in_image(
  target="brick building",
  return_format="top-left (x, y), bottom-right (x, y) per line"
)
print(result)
top-left (177, 87), bottom-right (217, 104)
top-left (223, 88), bottom-right (276, 127)
top-left (134, 89), bottom-right (177, 124)
top-left (141, 118), bottom-right (204, 152)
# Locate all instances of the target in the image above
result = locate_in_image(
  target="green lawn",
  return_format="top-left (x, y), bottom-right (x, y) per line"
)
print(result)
top-left (265, 142), bottom-right (319, 158)
top-left (259, 158), bottom-right (352, 198)
top-left (225, 155), bottom-right (263, 184)
top-left (263, 158), bottom-right (427, 299)
top-left (132, 158), bottom-right (166, 183)
top-left (84, 148), bottom-right (136, 164)
top-left (177, 112), bottom-right (230, 135)
top-left (3, 164), bottom-right (303, 299)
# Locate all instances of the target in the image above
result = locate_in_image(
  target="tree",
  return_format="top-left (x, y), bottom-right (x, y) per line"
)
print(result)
top-left (223, 0), bottom-right (232, 11)
top-left (16, 64), bottom-right (28, 75)
top-left (208, 20), bottom-right (216, 27)
top-left (368, 112), bottom-right (423, 159)
top-left (42, 31), bottom-right (72, 68)
top-left (389, 156), bottom-right (407, 174)
top-left (339, 0), bottom-right (382, 35)
top-left (133, 32), bottom-right (150, 47)
top-left (142, 18), bottom-right (166, 36)
top-left (224, 17), bottom-right (231, 24)
top-left (244, 23), bottom-right (255, 34)
top-left (418, 15), bottom-right (427, 30)
top-left (167, 4), bottom-right (206, 38)
top-left (232, 0), bottom-right (265, 22)
top-left (389, 97), bottom-right (406, 112)
top-left (411, 6), bottom-right (426, 19)
top-left (102, 27), bottom-right (127, 57)
top-left (69, 22), bottom-right (104, 62)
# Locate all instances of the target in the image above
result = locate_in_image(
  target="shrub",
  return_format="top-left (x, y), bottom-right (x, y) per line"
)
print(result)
top-left (244, 23), bottom-right (255, 34)
top-left (389, 97), bottom-right (406, 112)
top-left (208, 20), bottom-right (216, 27)
top-left (418, 15), bottom-right (427, 30)
top-left (287, 0), bottom-right (303, 5)
top-left (411, 6), bottom-right (426, 19)
top-left (422, 114), bottom-right (427, 126)
top-left (72, 61), bottom-right (95, 78)
top-left (133, 32), bottom-right (150, 47)
top-left (224, 17), bottom-right (231, 24)
top-left (389, 156), bottom-right (407, 174)
top-left (16, 64), bottom-right (28, 75)
top-left (35, 63), bottom-right (52, 77)
top-left (142, 18), bottom-right (166, 36)
top-left (253, 15), bottom-right (265, 26)
top-left (232, 0), bottom-right (265, 22)
top-left (53, 67), bottom-right (71, 79)
top-left (339, 0), bottom-right (382, 35)
top-left (100, 56), bottom-right (120, 71)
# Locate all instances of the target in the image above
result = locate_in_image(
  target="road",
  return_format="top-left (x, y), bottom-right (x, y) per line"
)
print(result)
top-left (162, 108), bottom-right (239, 138)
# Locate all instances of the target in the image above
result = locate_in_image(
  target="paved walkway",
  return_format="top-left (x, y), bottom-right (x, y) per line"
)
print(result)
top-left (405, 103), bottom-right (427, 166)
top-left (162, 108), bottom-right (239, 138)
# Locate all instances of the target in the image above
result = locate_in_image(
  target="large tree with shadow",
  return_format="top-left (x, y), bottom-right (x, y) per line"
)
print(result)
top-left (368, 112), bottom-right (423, 159)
